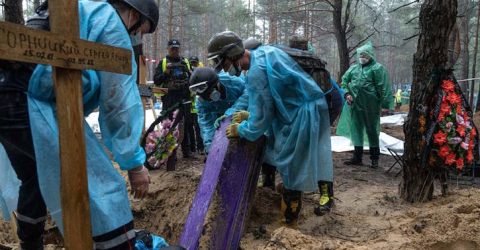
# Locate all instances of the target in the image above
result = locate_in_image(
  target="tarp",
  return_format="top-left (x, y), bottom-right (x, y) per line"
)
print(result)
top-left (86, 109), bottom-right (162, 133)
top-left (331, 132), bottom-right (404, 156)
top-left (380, 113), bottom-right (407, 126)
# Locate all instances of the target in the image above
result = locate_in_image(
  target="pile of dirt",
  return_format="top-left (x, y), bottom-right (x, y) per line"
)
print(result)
top-left (2, 124), bottom-right (480, 249)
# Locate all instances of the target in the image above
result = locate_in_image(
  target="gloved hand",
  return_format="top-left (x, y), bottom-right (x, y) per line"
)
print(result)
top-left (232, 111), bottom-right (249, 123)
top-left (128, 165), bottom-right (150, 199)
top-left (226, 123), bottom-right (240, 138)
top-left (214, 115), bottom-right (227, 129)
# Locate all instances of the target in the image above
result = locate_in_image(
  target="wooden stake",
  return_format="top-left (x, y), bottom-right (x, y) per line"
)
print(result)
top-left (49, 1), bottom-right (92, 249)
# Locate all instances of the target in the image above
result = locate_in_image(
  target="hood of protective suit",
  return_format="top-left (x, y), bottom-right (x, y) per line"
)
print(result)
top-left (356, 41), bottom-right (376, 62)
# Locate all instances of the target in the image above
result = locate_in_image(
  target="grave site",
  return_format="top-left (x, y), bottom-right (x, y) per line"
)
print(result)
top-left (1, 0), bottom-right (480, 250)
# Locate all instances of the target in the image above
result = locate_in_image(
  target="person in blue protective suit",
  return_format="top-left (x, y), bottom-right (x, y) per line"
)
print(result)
top-left (341, 42), bottom-right (391, 169)
top-left (189, 67), bottom-right (246, 153)
top-left (0, 0), bottom-right (159, 249)
top-left (206, 31), bottom-right (334, 225)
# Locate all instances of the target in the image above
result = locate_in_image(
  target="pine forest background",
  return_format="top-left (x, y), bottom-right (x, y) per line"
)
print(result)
top-left (2, 0), bottom-right (480, 93)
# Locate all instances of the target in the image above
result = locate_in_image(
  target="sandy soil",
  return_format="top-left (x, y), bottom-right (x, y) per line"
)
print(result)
top-left (2, 120), bottom-right (480, 250)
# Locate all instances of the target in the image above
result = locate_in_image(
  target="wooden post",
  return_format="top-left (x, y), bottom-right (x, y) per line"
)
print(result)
top-left (0, 1), bottom-right (132, 248)
top-left (48, 2), bottom-right (92, 248)
top-left (179, 118), bottom-right (265, 250)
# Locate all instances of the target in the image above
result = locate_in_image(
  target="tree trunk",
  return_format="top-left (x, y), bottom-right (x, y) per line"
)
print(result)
top-left (332, 0), bottom-right (349, 78)
top-left (4, 0), bottom-right (24, 24)
top-left (168, 0), bottom-right (174, 40)
top-left (180, 0), bottom-right (184, 44)
top-left (401, 0), bottom-right (457, 202)
top-left (268, 0), bottom-right (277, 44)
top-left (472, 2), bottom-right (480, 108)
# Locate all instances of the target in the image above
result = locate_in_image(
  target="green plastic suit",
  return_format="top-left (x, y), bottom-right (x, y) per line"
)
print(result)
top-left (339, 42), bottom-right (391, 147)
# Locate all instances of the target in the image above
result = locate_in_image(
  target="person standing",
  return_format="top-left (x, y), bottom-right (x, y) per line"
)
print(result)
top-left (341, 42), bottom-right (391, 168)
top-left (154, 39), bottom-right (193, 158)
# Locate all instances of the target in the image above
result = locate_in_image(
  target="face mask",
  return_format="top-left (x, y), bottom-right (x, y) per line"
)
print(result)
top-left (130, 32), bottom-right (142, 47)
top-left (359, 58), bottom-right (369, 65)
top-left (210, 89), bottom-right (221, 102)
top-left (227, 63), bottom-right (242, 77)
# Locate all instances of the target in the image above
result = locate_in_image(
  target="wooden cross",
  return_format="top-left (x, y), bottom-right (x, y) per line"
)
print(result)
top-left (0, 1), bottom-right (132, 249)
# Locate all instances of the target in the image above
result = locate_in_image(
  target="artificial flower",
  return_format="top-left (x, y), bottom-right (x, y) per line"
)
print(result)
top-left (433, 131), bottom-right (447, 145)
top-left (447, 92), bottom-right (462, 105)
top-left (456, 125), bottom-right (466, 137)
top-left (441, 80), bottom-right (455, 92)
top-left (445, 153), bottom-right (456, 165)
top-left (456, 158), bottom-right (464, 170)
top-left (448, 137), bottom-right (462, 145)
top-left (438, 145), bottom-right (451, 158)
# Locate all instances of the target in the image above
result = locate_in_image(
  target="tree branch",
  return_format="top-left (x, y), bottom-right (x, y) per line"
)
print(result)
top-left (288, 0), bottom-right (327, 10)
top-left (348, 31), bottom-right (376, 53)
top-left (405, 16), bottom-right (419, 25)
top-left (403, 33), bottom-right (419, 41)
top-left (280, 9), bottom-right (333, 14)
top-left (388, 0), bottom-right (419, 13)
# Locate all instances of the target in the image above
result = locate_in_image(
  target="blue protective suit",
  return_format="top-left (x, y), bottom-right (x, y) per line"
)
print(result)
top-left (26, 0), bottom-right (144, 236)
top-left (196, 72), bottom-right (245, 152)
top-left (238, 46), bottom-right (333, 192)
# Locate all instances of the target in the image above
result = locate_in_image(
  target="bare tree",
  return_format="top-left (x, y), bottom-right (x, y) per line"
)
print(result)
top-left (402, 0), bottom-right (457, 202)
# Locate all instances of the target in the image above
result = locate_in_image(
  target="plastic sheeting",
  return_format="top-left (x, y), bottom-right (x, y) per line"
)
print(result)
top-left (331, 132), bottom-right (404, 156)
top-left (0, 144), bottom-right (20, 221)
top-left (380, 113), bottom-right (407, 126)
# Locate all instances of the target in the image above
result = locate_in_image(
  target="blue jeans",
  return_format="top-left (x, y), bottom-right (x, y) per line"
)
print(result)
top-left (0, 92), bottom-right (47, 249)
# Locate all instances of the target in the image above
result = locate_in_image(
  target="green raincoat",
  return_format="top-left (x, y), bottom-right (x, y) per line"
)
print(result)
top-left (338, 42), bottom-right (391, 147)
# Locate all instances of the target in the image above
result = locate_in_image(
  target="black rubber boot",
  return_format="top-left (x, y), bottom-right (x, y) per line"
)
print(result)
top-left (281, 189), bottom-right (302, 225)
top-left (314, 181), bottom-right (334, 216)
top-left (260, 164), bottom-right (276, 189)
top-left (18, 219), bottom-right (45, 250)
top-left (370, 147), bottom-right (380, 169)
top-left (344, 146), bottom-right (363, 165)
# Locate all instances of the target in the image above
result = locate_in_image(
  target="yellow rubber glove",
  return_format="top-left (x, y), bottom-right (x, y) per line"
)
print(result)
top-left (226, 123), bottom-right (240, 138)
top-left (232, 111), bottom-right (250, 123)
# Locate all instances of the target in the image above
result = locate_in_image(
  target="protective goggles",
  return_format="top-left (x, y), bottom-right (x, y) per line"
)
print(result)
top-left (207, 55), bottom-right (224, 72)
top-left (189, 81), bottom-right (209, 94)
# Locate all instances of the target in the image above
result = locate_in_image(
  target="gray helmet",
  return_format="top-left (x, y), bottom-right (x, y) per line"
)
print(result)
top-left (189, 68), bottom-right (219, 98)
top-left (243, 37), bottom-right (262, 50)
top-left (123, 0), bottom-right (159, 33)
top-left (207, 31), bottom-right (244, 72)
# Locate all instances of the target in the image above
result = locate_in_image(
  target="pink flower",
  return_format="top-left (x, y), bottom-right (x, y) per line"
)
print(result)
top-left (146, 142), bottom-right (155, 153)
top-left (456, 114), bottom-right (465, 125)
top-left (173, 129), bottom-right (180, 138)
top-left (163, 119), bottom-right (172, 129)
top-left (446, 122), bottom-right (453, 129)
top-left (160, 129), bottom-right (169, 138)
top-left (460, 142), bottom-right (469, 150)
top-left (448, 137), bottom-right (462, 145)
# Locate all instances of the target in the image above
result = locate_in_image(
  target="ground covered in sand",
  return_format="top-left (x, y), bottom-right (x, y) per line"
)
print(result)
top-left (1, 117), bottom-right (480, 250)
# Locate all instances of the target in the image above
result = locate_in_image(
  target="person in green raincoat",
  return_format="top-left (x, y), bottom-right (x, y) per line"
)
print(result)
top-left (341, 42), bottom-right (391, 168)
